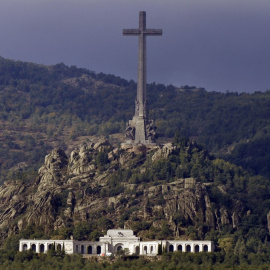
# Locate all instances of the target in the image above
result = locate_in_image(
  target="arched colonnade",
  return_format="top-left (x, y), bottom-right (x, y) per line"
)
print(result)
top-left (167, 242), bottom-right (210, 253)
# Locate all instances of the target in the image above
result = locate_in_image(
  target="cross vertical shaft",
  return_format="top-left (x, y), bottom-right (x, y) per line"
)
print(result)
top-left (138, 11), bottom-right (146, 117)
top-left (123, 11), bottom-right (162, 144)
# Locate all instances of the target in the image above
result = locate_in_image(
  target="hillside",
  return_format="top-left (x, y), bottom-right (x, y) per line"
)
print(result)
top-left (0, 138), bottom-right (268, 240)
top-left (1, 137), bottom-right (270, 268)
top-left (0, 54), bottom-right (270, 268)
top-left (0, 56), bottom-right (270, 185)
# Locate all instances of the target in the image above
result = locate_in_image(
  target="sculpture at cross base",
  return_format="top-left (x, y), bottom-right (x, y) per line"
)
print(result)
top-left (123, 11), bottom-right (162, 145)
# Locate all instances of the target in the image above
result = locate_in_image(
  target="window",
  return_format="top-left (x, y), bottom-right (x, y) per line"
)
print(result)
top-left (203, 245), bottom-right (209, 252)
top-left (40, 244), bottom-right (45, 253)
top-left (144, 246), bottom-right (147, 254)
top-left (31, 244), bottom-right (36, 252)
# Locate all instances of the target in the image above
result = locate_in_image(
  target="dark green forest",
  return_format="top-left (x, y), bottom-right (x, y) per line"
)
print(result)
top-left (0, 56), bottom-right (270, 183)
top-left (2, 250), bottom-right (270, 269)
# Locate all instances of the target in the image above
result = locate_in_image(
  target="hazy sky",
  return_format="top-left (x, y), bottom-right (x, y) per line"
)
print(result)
top-left (1, 0), bottom-right (270, 93)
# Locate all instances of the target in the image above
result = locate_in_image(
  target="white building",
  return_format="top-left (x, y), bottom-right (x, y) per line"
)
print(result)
top-left (19, 229), bottom-right (214, 256)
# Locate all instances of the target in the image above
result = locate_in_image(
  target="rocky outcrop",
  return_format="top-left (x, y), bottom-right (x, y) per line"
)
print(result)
top-left (38, 148), bottom-right (68, 190)
top-left (68, 146), bottom-right (95, 176)
top-left (0, 140), bottom-right (247, 238)
top-left (151, 143), bottom-right (175, 161)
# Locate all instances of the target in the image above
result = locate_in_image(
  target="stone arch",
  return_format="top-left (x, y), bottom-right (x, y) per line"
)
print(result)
top-left (177, 245), bottom-right (182, 252)
top-left (57, 244), bottom-right (62, 251)
top-left (135, 246), bottom-right (140, 255)
top-left (81, 245), bottom-right (85, 254)
top-left (31, 244), bottom-right (36, 252)
top-left (144, 246), bottom-right (147, 255)
top-left (97, 246), bottom-right (101, 254)
top-left (48, 244), bottom-right (52, 250)
top-left (169, 244), bottom-right (174, 252)
top-left (76, 245), bottom-right (79, 253)
top-left (115, 243), bottom-right (124, 253)
top-left (87, 245), bottom-right (92, 254)
top-left (186, 245), bottom-right (191, 252)
top-left (40, 244), bottom-right (45, 253)
top-left (195, 245), bottom-right (200, 253)
top-left (23, 244), bottom-right (28, 251)
top-left (203, 245), bottom-right (209, 252)
top-left (150, 246), bottom-right (153, 254)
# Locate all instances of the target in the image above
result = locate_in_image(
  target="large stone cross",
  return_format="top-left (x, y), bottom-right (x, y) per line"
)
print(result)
top-left (123, 11), bottom-right (162, 144)
top-left (123, 11), bottom-right (162, 118)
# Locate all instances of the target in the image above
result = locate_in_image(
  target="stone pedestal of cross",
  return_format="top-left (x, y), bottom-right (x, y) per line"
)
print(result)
top-left (123, 11), bottom-right (162, 144)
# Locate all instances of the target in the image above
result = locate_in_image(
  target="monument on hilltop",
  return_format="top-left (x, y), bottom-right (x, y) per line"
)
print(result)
top-left (123, 11), bottom-right (162, 144)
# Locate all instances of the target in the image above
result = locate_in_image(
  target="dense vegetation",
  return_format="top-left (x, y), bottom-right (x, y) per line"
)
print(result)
top-left (0, 56), bottom-right (270, 184)
top-left (2, 243), bottom-right (270, 269)
top-left (3, 212), bottom-right (270, 270)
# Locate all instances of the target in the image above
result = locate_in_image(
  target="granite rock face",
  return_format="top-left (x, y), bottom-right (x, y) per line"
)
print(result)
top-left (38, 148), bottom-right (68, 189)
top-left (151, 143), bottom-right (175, 161)
top-left (0, 140), bottom-right (246, 238)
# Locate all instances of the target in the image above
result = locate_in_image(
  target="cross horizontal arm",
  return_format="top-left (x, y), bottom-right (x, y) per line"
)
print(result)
top-left (123, 29), bottom-right (162, 36)
top-left (123, 29), bottom-right (141, 36)
top-left (144, 29), bottom-right (162, 36)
